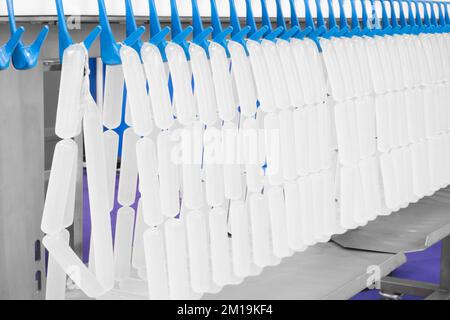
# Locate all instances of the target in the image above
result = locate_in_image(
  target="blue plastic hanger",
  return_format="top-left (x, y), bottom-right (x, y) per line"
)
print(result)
top-left (210, 0), bottom-right (234, 56)
top-left (348, 0), bottom-right (365, 36)
top-left (125, 0), bottom-right (144, 54)
top-left (335, 0), bottom-right (353, 37)
top-left (359, 0), bottom-right (374, 35)
top-left (441, 1), bottom-right (450, 32)
top-left (259, 0), bottom-right (284, 42)
top-left (148, 0), bottom-right (171, 62)
top-left (320, 0), bottom-right (340, 38)
top-left (418, 0), bottom-right (432, 32)
top-left (244, 0), bottom-right (269, 42)
top-left (404, 0), bottom-right (420, 34)
top-left (303, 0), bottom-right (320, 38)
top-left (191, 0), bottom-right (214, 57)
top-left (228, 0), bottom-right (252, 53)
top-left (387, 0), bottom-right (402, 34)
top-left (0, 26), bottom-right (24, 70)
top-left (288, 0), bottom-right (312, 40)
top-left (395, 0), bottom-right (411, 34)
top-left (411, 0), bottom-right (424, 32)
top-left (169, 0), bottom-right (193, 60)
top-left (97, 0), bottom-right (145, 65)
top-left (6, 0), bottom-right (48, 70)
top-left (426, 0), bottom-right (438, 32)
top-left (379, 0), bottom-right (394, 35)
top-left (274, 0), bottom-right (300, 41)
top-left (435, 1), bottom-right (446, 32)
top-left (56, 0), bottom-right (102, 63)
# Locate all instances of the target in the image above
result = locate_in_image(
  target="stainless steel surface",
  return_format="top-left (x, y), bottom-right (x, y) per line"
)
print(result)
top-left (381, 277), bottom-right (439, 298)
top-left (333, 195), bottom-right (450, 254)
top-left (0, 66), bottom-right (45, 299)
top-left (440, 236), bottom-right (450, 291)
top-left (203, 243), bottom-right (406, 300)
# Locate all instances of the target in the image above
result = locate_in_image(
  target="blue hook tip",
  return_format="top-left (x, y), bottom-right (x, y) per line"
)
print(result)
top-left (83, 25), bottom-right (102, 51)
top-left (123, 26), bottom-right (146, 47)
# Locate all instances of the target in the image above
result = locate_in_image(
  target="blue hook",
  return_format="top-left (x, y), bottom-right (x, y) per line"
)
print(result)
top-left (442, 2), bottom-right (450, 31)
top-left (287, 0), bottom-right (311, 39)
top-left (228, 0), bottom-right (251, 51)
top-left (56, 0), bottom-right (102, 63)
top-left (404, 0), bottom-right (419, 34)
top-left (148, 0), bottom-right (171, 62)
top-left (303, 0), bottom-right (317, 34)
top-left (359, 0), bottom-right (373, 35)
top-left (6, 0), bottom-right (48, 70)
top-left (0, 26), bottom-right (24, 70)
top-left (244, 0), bottom-right (269, 42)
top-left (170, 0), bottom-right (193, 60)
top-left (323, 0), bottom-right (340, 37)
top-left (313, 0), bottom-right (327, 36)
top-left (411, 0), bottom-right (423, 29)
top-left (210, 0), bottom-right (233, 54)
top-left (419, 0), bottom-right (432, 30)
top-left (259, 0), bottom-right (284, 41)
top-left (97, 0), bottom-right (145, 65)
top-left (379, 0), bottom-right (394, 34)
top-left (436, 2), bottom-right (446, 29)
top-left (275, 0), bottom-right (300, 40)
top-left (125, 0), bottom-right (144, 54)
top-left (191, 0), bottom-right (214, 56)
top-left (387, 0), bottom-right (402, 33)
top-left (337, 0), bottom-right (351, 36)
top-left (348, 0), bottom-right (364, 36)
top-left (395, 0), bottom-right (409, 33)
top-left (428, 0), bottom-right (438, 29)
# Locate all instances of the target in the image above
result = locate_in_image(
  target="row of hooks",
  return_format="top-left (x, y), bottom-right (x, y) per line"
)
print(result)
top-left (1, 0), bottom-right (450, 71)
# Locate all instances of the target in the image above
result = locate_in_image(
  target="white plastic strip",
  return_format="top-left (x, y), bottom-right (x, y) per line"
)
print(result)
top-left (43, 234), bottom-right (105, 298)
top-left (157, 131), bottom-right (180, 218)
top-left (102, 65), bottom-right (124, 130)
top-left (204, 127), bottom-right (226, 207)
top-left (62, 141), bottom-right (78, 229)
top-left (228, 40), bottom-right (258, 117)
top-left (247, 40), bottom-right (276, 113)
top-left (136, 137), bottom-right (163, 226)
top-left (45, 230), bottom-right (70, 300)
top-left (132, 200), bottom-right (146, 269)
top-left (180, 125), bottom-right (204, 209)
top-left (164, 219), bottom-right (191, 300)
top-left (141, 43), bottom-right (175, 130)
top-left (249, 193), bottom-right (272, 267)
top-left (83, 102), bottom-right (115, 291)
top-left (229, 201), bottom-right (251, 278)
top-left (55, 44), bottom-right (86, 139)
top-left (42, 139), bottom-right (78, 235)
top-left (267, 186), bottom-right (292, 258)
top-left (222, 122), bottom-right (243, 200)
top-left (117, 128), bottom-right (139, 206)
top-left (165, 42), bottom-right (197, 126)
top-left (209, 207), bottom-right (233, 286)
top-left (190, 43), bottom-right (218, 126)
top-left (114, 207), bottom-right (135, 281)
top-left (120, 45), bottom-right (153, 137)
top-left (278, 109), bottom-right (298, 181)
top-left (209, 42), bottom-right (237, 121)
top-left (261, 39), bottom-right (291, 110)
top-left (143, 227), bottom-right (170, 300)
top-left (103, 130), bottom-right (119, 211)
top-left (185, 211), bottom-right (211, 294)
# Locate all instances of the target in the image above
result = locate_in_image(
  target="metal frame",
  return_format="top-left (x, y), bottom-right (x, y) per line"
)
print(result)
top-left (333, 191), bottom-right (450, 300)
